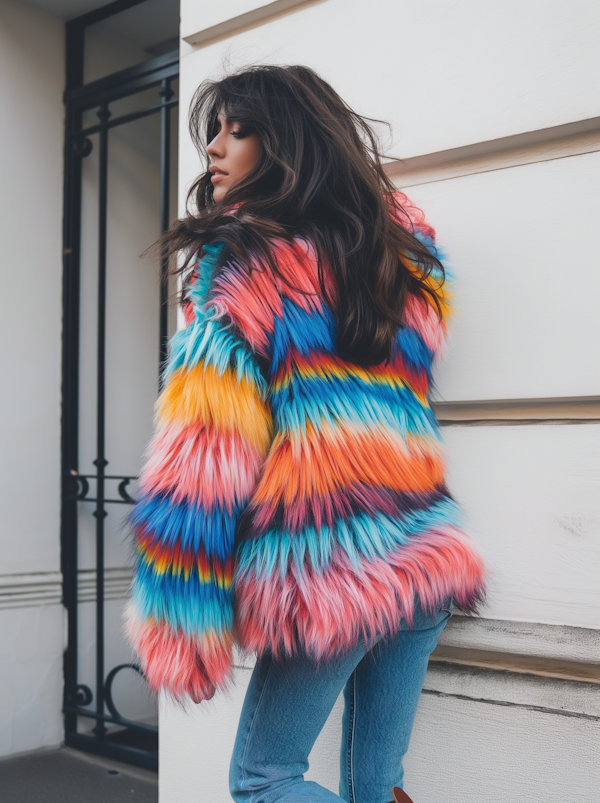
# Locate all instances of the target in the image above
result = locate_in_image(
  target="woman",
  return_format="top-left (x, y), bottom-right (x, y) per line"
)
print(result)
top-left (127, 65), bottom-right (486, 803)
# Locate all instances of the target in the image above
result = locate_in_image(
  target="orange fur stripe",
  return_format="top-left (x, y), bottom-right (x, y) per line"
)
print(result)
top-left (403, 257), bottom-right (451, 321)
top-left (253, 422), bottom-right (444, 506)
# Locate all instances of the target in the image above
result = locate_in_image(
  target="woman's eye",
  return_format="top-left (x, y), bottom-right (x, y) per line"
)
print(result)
top-left (231, 128), bottom-right (247, 139)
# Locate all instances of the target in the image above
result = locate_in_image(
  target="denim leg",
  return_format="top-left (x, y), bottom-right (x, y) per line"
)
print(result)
top-left (230, 645), bottom-right (367, 803)
top-left (339, 605), bottom-right (453, 803)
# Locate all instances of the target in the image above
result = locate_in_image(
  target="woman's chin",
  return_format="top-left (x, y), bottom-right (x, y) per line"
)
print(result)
top-left (212, 185), bottom-right (227, 203)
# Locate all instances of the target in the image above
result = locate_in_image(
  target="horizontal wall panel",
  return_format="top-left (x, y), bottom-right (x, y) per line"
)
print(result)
top-left (435, 397), bottom-right (600, 423)
top-left (404, 692), bottom-right (600, 803)
top-left (438, 616), bottom-right (600, 666)
top-left (0, 605), bottom-right (63, 757)
top-left (0, 567), bottom-right (135, 610)
top-left (181, 0), bottom-right (266, 38)
top-left (405, 151), bottom-right (600, 401)
top-left (443, 423), bottom-right (600, 628)
top-left (180, 0), bottom-right (600, 160)
top-left (181, 0), bottom-right (311, 45)
top-left (390, 120), bottom-right (600, 187)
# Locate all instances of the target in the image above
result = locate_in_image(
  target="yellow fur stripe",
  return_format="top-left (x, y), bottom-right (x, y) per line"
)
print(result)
top-left (156, 362), bottom-right (272, 452)
top-left (403, 255), bottom-right (452, 321)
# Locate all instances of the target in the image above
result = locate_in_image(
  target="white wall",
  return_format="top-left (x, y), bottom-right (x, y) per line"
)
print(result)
top-left (408, 154), bottom-right (600, 402)
top-left (178, 0), bottom-right (600, 180)
top-left (164, 1), bottom-right (600, 801)
top-left (0, 0), bottom-right (65, 757)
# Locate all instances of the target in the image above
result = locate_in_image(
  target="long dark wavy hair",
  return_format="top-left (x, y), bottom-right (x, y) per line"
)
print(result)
top-left (158, 65), bottom-right (444, 365)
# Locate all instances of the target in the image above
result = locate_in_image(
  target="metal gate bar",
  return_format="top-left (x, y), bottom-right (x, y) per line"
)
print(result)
top-left (160, 77), bottom-right (174, 377)
top-left (61, 1), bottom-right (179, 771)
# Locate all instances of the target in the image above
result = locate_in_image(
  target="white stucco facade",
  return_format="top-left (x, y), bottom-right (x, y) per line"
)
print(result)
top-left (161, 2), bottom-right (600, 801)
top-left (0, 0), bottom-right (65, 757)
top-left (0, 1), bottom-right (598, 798)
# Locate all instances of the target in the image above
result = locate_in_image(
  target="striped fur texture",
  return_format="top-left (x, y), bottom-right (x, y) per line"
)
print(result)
top-left (127, 200), bottom-right (486, 700)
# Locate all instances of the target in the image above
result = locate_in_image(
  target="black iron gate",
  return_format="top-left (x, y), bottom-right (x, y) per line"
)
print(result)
top-left (61, 0), bottom-right (179, 771)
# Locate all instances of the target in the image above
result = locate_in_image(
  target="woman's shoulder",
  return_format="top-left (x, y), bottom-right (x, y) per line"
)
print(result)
top-left (209, 236), bottom-right (329, 356)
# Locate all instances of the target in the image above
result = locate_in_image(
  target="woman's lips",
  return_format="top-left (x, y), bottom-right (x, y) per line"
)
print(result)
top-left (210, 169), bottom-right (227, 182)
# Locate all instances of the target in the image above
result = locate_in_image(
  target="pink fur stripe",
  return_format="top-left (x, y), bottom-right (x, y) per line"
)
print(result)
top-left (139, 422), bottom-right (264, 511)
top-left (274, 239), bottom-right (331, 308)
top-left (212, 261), bottom-right (283, 354)
top-left (404, 293), bottom-right (446, 358)
top-left (125, 607), bottom-right (232, 702)
top-left (389, 191), bottom-right (437, 243)
top-left (235, 527), bottom-right (485, 659)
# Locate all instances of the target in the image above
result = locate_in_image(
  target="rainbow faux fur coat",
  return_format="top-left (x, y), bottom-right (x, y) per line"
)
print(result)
top-left (126, 200), bottom-right (486, 701)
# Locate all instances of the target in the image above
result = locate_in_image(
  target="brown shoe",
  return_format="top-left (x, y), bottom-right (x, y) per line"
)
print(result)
top-left (391, 787), bottom-right (414, 803)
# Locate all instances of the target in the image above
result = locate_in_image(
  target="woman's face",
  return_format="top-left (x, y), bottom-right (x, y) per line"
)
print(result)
top-left (207, 111), bottom-right (261, 202)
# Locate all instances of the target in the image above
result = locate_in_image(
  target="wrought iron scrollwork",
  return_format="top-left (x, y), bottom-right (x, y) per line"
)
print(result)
top-left (73, 137), bottom-right (93, 158)
top-left (66, 471), bottom-right (137, 504)
top-left (103, 663), bottom-right (145, 721)
top-left (76, 684), bottom-right (93, 706)
top-left (117, 477), bottom-right (135, 503)
top-left (68, 470), bottom-right (90, 501)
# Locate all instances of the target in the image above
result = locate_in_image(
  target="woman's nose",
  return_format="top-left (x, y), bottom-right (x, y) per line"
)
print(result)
top-left (207, 134), bottom-right (223, 158)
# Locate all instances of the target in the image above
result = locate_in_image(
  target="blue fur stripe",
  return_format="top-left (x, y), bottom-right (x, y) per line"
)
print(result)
top-left (132, 569), bottom-right (233, 636)
top-left (270, 298), bottom-right (434, 377)
top-left (238, 497), bottom-right (464, 579)
top-left (270, 377), bottom-right (440, 441)
top-left (165, 315), bottom-right (267, 393)
top-left (270, 299), bottom-right (336, 370)
top-left (131, 493), bottom-right (239, 560)
top-left (394, 326), bottom-right (435, 375)
top-left (186, 242), bottom-right (223, 310)
top-left (162, 242), bottom-right (267, 396)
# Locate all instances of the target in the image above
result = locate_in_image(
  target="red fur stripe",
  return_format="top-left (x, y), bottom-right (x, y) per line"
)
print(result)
top-left (212, 260), bottom-right (283, 354)
top-left (134, 528), bottom-right (232, 584)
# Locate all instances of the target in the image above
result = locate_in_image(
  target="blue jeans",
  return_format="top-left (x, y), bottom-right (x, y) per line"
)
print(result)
top-left (230, 602), bottom-right (453, 803)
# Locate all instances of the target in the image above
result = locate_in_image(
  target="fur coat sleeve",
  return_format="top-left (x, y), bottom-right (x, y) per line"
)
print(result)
top-left (126, 242), bottom-right (273, 702)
